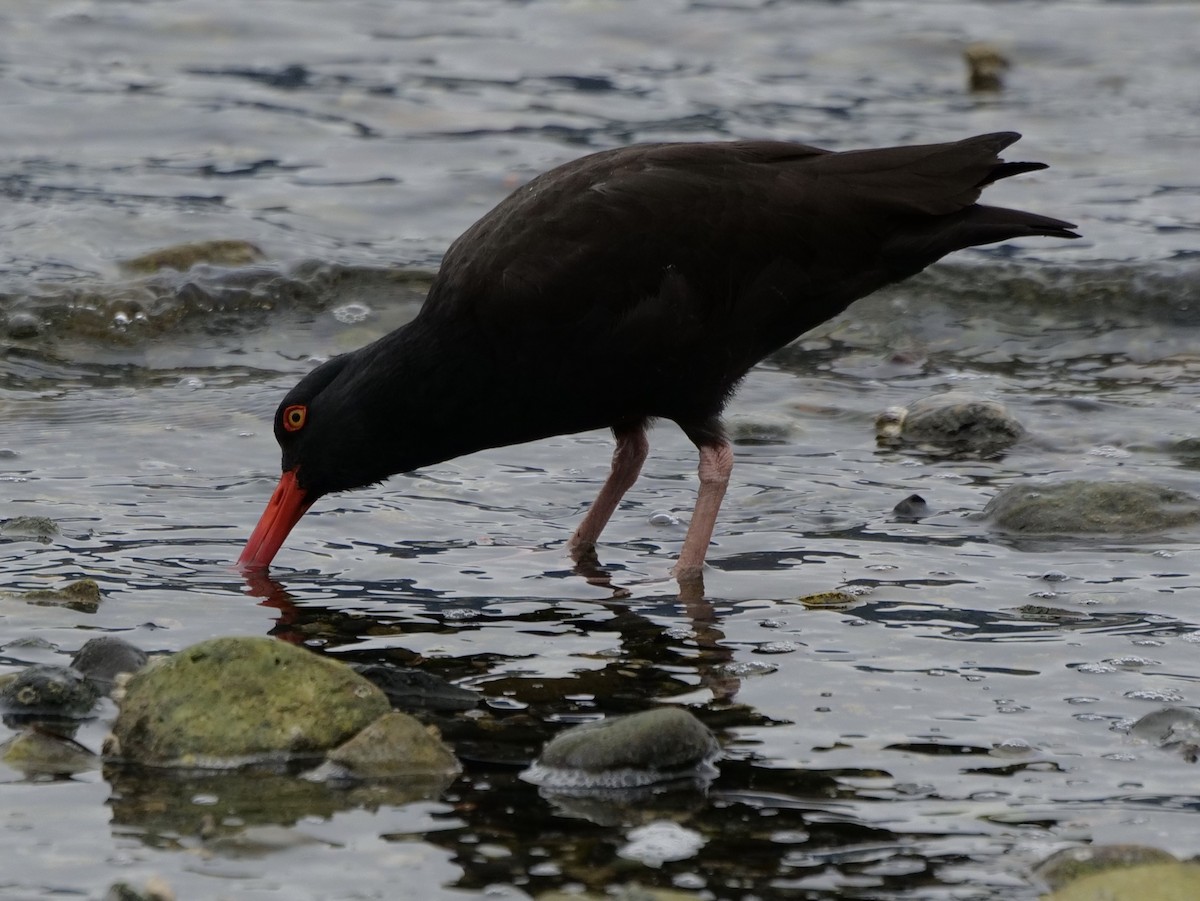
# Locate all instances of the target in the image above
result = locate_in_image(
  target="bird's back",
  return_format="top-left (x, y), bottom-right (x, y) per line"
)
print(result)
top-left (417, 133), bottom-right (1075, 433)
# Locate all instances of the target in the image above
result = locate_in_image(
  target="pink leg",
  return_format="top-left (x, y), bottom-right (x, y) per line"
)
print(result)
top-left (569, 421), bottom-right (649, 553)
top-left (673, 436), bottom-right (733, 584)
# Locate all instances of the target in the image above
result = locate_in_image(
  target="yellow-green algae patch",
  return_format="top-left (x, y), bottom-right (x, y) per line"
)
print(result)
top-left (109, 636), bottom-right (389, 767)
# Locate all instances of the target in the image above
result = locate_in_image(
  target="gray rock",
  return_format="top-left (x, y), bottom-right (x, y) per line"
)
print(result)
top-left (0, 516), bottom-right (59, 542)
top-left (0, 664), bottom-right (100, 719)
top-left (522, 708), bottom-right (719, 790)
top-left (71, 636), bottom-right (149, 692)
top-left (352, 664), bottom-right (479, 712)
top-left (877, 392), bottom-right (1024, 456)
top-left (984, 480), bottom-right (1200, 535)
top-left (1130, 707), bottom-right (1200, 761)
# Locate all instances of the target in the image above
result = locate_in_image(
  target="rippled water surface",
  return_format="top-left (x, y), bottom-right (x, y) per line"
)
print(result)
top-left (3, 1), bottom-right (1200, 899)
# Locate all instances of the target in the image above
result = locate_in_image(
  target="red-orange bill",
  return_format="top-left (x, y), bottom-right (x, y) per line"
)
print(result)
top-left (238, 469), bottom-right (313, 570)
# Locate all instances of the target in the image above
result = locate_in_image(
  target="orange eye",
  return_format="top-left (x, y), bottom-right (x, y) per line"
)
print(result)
top-left (282, 404), bottom-right (308, 432)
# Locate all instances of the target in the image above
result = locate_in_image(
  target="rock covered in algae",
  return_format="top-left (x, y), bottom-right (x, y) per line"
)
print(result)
top-left (107, 636), bottom-right (389, 767)
top-left (0, 664), bottom-right (100, 718)
top-left (796, 589), bottom-right (859, 609)
top-left (984, 480), bottom-right (1200, 535)
top-left (1042, 863), bottom-right (1200, 901)
top-left (876, 392), bottom-right (1024, 456)
top-left (0, 516), bottom-right (59, 542)
top-left (522, 707), bottom-right (719, 790)
top-left (1035, 844), bottom-right (1200, 901)
top-left (118, 239), bottom-right (264, 274)
top-left (4, 578), bottom-right (102, 613)
top-left (322, 711), bottom-right (460, 779)
top-left (1, 729), bottom-right (98, 777)
top-left (1035, 844), bottom-right (1179, 890)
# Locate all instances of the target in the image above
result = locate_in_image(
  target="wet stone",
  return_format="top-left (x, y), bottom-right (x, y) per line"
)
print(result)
top-left (352, 663), bottom-right (479, 712)
top-left (1130, 707), bottom-right (1200, 761)
top-left (118, 239), bottom-right (265, 274)
top-left (0, 664), bottom-right (100, 719)
top-left (796, 589), bottom-right (859, 609)
top-left (522, 707), bottom-right (719, 790)
top-left (964, 41), bottom-right (1009, 93)
top-left (892, 493), bottom-right (929, 520)
top-left (726, 411), bottom-right (798, 445)
top-left (1, 729), bottom-right (98, 777)
top-left (1168, 436), bottom-right (1200, 469)
top-left (322, 711), bottom-right (461, 779)
top-left (984, 479), bottom-right (1200, 535)
top-left (876, 392), bottom-right (1024, 456)
top-left (4, 310), bottom-right (43, 338)
top-left (9, 578), bottom-right (103, 613)
top-left (0, 516), bottom-right (60, 542)
top-left (71, 636), bottom-right (149, 693)
top-left (107, 636), bottom-right (390, 767)
top-left (102, 877), bottom-right (175, 901)
top-left (1035, 844), bottom-right (1178, 890)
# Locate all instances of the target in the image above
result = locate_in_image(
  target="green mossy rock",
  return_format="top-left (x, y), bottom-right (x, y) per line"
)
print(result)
top-left (326, 711), bottom-right (461, 778)
top-left (109, 636), bottom-right (389, 767)
top-left (1, 729), bottom-right (98, 777)
top-left (1042, 862), bottom-right (1200, 901)
top-left (119, 239), bottom-right (264, 274)
top-left (985, 480), bottom-right (1200, 535)
top-left (1036, 844), bottom-right (1178, 889)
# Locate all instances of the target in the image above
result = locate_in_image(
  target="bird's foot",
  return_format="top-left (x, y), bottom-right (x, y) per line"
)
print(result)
top-left (671, 561), bottom-right (707, 604)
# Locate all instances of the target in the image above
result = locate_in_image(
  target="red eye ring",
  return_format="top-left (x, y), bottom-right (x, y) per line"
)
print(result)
top-left (282, 404), bottom-right (307, 432)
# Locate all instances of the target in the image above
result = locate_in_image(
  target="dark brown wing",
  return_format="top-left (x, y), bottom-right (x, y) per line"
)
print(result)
top-left (418, 133), bottom-right (1074, 427)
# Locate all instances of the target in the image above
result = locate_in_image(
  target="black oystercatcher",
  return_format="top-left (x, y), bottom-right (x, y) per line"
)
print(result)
top-left (240, 132), bottom-right (1076, 584)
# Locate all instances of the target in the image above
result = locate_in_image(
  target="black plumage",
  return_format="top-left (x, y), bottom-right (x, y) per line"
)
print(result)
top-left (240, 132), bottom-right (1077, 584)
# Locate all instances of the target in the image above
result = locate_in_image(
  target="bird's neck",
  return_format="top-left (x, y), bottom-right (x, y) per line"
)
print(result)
top-left (350, 312), bottom-right (548, 477)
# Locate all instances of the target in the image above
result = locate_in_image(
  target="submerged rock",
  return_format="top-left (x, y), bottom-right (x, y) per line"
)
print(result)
top-left (1169, 436), bottom-right (1200, 469)
top-left (1035, 844), bottom-right (1200, 900)
top-left (1130, 707), bottom-right (1200, 761)
top-left (321, 711), bottom-right (460, 779)
top-left (352, 663), bottom-right (479, 712)
top-left (71, 636), bottom-right (149, 692)
top-left (102, 876), bottom-right (175, 901)
top-left (876, 392), bottom-right (1024, 456)
top-left (1036, 844), bottom-right (1179, 890)
top-left (107, 636), bottom-right (390, 767)
top-left (8, 578), bottom-right (103, 613)
top-left (0, 664), bottom-right (100, 720)
top-left (119, 239), bottom-right (264, 274)
top-left (984, 480), bottom-right (1200, 535)
top-left (1, 728), bottom-right (98, 777)
top-left (892, 493), bottom-right (929, 520)
top-left (964, 41), bottom-right (1009, 93)
top-left (0, 516), bottom-right (59, 542)
top-left (726, 411), bottom-right (798, 445)
top-left (4, 310), bottom-right (43, 339)
top-left (796, 589), bottom-right (859, 609)
top-left (522, 708), bottom-right (719, 791)
top-left (1042, 863), bottom-right (1200, 901)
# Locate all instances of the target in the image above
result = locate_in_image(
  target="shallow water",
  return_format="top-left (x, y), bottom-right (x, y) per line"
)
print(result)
top-left (3, 1), bottom-right (1200, 899)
